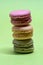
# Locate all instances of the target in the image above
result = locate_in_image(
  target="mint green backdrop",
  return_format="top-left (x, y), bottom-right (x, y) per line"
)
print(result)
top-left (0, 0), bottom-right (43, 65)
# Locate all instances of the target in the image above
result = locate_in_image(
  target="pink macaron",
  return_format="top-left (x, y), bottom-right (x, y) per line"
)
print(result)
top-left (9, 10), bottom-right (32, 26)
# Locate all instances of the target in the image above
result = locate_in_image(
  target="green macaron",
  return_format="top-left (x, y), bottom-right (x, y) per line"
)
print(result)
top-left (13, 39), bottom-right (34, 53)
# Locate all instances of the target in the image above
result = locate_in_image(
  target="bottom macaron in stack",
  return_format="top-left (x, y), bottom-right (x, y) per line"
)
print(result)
top-left (13, 39), bottom-right (34, 53)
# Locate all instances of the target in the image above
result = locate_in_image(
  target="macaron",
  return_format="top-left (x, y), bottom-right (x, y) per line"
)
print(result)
top-left (9, 10), bottom-right (32, 26)
top-left (12, 25), bottom-right (33, 40)
top-left (13, 39), bottom-right (33, 48)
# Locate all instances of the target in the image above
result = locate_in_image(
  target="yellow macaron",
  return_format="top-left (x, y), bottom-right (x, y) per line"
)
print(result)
top-left (12, 25), bottom-right (33, 40)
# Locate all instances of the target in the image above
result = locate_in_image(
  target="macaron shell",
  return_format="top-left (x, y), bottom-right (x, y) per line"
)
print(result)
top-left (11, 18), bottom-right (32, 25)
top-left (12, 25), bottom-right (33, 33)
top-left (10, 14), bottom-right (31, 19)
top-left (14, 46), bottom-right (34, 53)
top-left (12, 31), bottom-right (33, 40)
top-left (9, 10), bottom-right (31, 17)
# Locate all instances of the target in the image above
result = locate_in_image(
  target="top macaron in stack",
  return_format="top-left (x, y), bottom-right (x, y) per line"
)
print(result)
top-left (10, 10), bottom-right (32, 26)
top-left (9, 10), bottom-right (34, 53)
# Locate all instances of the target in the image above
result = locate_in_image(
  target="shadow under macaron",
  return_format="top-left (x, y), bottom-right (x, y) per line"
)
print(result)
top-left (0, 47), bottom-right (33, 55)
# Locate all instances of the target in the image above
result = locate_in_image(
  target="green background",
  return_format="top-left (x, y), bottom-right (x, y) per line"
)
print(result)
top-left (0, 0), bottom-right (43, 65)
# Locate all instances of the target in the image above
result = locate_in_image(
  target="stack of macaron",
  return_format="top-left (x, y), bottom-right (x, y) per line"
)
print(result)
top-left (9, 10), bottom-right (34, 53)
